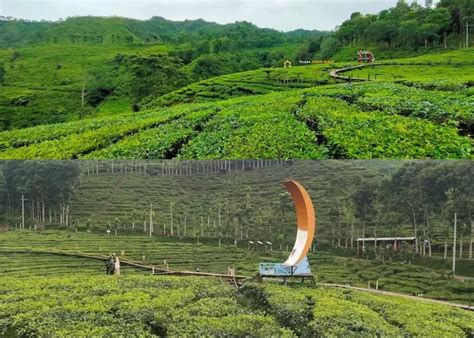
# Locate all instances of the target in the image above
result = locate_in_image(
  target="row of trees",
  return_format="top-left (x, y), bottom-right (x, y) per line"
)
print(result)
top-left (0, 162), bottom-right (80, 227)
top-left (295, 0), bottom-right (473, 61)
top-left (327, 161), bottom-right (473, 259)
top-left (335, 1), bottom-right (454, 48)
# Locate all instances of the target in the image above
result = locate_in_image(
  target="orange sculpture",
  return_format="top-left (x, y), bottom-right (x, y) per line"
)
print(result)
top-left (282, 180), bottom-right (316, 266)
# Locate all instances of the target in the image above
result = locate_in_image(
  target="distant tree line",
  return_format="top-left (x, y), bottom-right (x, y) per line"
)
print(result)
top-left (0, 161), bottom-right (80, 227)
top-left (295, 0), bottom-right (473, 61)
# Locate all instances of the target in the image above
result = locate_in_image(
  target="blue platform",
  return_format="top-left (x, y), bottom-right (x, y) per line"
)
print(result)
top-left (259, 256), bottom-right (312, 276)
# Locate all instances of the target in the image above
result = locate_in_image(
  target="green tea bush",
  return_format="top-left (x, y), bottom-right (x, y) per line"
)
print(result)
top-left (298, 95), bottom-right (472, 159)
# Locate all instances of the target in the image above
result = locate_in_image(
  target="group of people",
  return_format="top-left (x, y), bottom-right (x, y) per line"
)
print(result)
top-left (357, 50), bottom-right (375, 63)
top-left (105, 253), bottom-right (120, 275)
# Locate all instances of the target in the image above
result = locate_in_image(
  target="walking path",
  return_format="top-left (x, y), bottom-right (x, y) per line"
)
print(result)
top-left (320, 283), bottom-right (473, 311)
top-left (329, 63), bottom-right (382, 82)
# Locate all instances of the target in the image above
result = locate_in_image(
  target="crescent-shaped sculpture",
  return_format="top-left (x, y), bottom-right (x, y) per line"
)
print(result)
top-left (282, 180), bottom-right (316, 267)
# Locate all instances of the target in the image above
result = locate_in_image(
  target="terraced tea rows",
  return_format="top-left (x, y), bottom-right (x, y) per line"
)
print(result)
top-left (0, 84), bottom-right (471, 160)
top-left (1, 230), bottom-right (473, 304)
top-left (346, 64), bottom-right (474, 90)
top-left (147, 64), bottom-right (335, 107)
top-left (2, 273), bottom-right (472, 337)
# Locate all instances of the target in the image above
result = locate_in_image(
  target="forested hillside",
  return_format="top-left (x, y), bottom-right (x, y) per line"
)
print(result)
top-left (298, 0), bottom-right (474, 61)
top-left (1, 0), bottom-right (472, 131)
top-left (0, 16), bottom-right (327, 129)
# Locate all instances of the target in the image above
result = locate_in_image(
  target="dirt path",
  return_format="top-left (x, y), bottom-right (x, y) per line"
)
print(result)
top-left (320, 282), bottom-right (473, 311)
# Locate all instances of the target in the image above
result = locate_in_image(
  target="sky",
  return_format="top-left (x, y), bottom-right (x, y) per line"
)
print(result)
top-left (1, 0), bottom-right (428, 31)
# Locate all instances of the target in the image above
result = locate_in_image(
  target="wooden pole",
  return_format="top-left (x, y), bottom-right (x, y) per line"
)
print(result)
top-left (149, 203), bottom-right (153, 238)
top-left (453, 213), bottom-right (457, 275)
top-left (21, 195), bottom-right (25, 229)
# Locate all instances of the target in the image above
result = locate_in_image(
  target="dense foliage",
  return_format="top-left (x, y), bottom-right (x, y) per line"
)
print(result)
top-left (0, 270), bottom-right (472, 337)
top-left (333, 0), bottom-right (473, 51)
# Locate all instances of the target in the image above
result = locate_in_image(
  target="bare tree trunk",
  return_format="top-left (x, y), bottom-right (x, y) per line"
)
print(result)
top-left (470, 220), bottom-right (473, 259)
top-left (149, 203), bottom-right (153, 238)
top-left (413, 209), bottom-right (419, 254)
top-left (470, 238), bottom-right (473, 260)
top-left (184, 216), bottom-right (187, 237)
top-left (201, 216), bottom-right (204, 237)
top-left (351, 223), bottom-right (354, 249)
top-left (444, 237), bottom-right (448, 260)
top-left (170, 203), bottom-right (174, 236)
top-left (374, 227), bottom-right (377, 253)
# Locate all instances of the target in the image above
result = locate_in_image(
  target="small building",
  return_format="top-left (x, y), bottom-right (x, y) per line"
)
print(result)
top-left (357, 50), bottom-right (375, 63)
top-left (356, 236), bottom-right (416, 252)
top-left (284, 60), bottom-right (292, 68)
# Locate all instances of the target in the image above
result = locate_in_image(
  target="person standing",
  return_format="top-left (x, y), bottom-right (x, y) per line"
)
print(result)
top-left (106, 253), bottom-right (116, 275)
top-left (114, 254), bottom-right (120, 276)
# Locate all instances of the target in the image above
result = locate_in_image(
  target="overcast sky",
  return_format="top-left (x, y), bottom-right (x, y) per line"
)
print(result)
top-left (1, 0), bottom-right (426, 31)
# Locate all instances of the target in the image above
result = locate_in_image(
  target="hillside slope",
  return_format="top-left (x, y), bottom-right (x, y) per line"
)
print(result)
top-left (0, 82), bottom-right (471, 160)
top-left (0, 17), bottom-right (323, 129)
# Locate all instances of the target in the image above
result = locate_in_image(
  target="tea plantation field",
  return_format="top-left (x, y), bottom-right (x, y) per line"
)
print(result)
top-left (0, 82), bottom-right (471, 160)
top-left (0, 230), bottom-right (473, 336)
top-left (1, 230), bottom-right (473, 304)
top-left (146, 63), bottom-right (335, 107)
top-left (1, 48), bottom-right (473, 160)
top-left (345, 64), bottom-right (474, 89)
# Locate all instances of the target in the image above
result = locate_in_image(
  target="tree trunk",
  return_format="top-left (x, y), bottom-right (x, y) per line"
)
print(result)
top-left (201, 216), bottom-right (204, 237)
top-left (184, 216), bottom-right (187, 237)
top-left (413, 209), bottom-right (419, 254)
top-left (351, 223), bottom-right (354, 249)
top-left (170, 204), bottom-right (174, 236)
top-left (470, 220), bottom-right (473, 259)
top-left (444, 237), bottom-right (448, 260)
